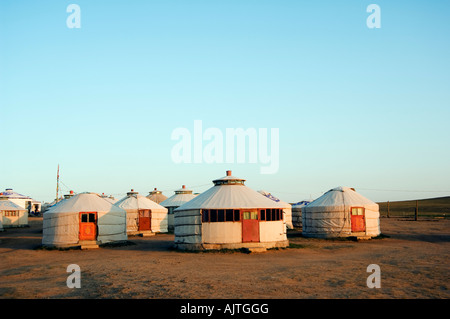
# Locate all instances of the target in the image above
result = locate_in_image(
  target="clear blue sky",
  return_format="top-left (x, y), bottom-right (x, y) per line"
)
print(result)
top-left (1, 0), bottom-right (449, 204)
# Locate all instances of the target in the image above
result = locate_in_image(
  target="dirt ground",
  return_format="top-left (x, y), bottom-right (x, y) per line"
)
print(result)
top-left (0, 217), bottom-right (449, 299)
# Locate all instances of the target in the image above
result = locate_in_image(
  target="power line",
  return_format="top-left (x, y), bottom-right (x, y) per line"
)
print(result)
top-left (357, 188), bottom-right (450, 193)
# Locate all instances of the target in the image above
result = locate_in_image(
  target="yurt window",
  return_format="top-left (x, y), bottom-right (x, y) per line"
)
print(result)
top-left (210, 209), bottom-right (218, 222)
top-left (351, 207), bottom-right (364, 215)
top-left (202, 210), bottom-right (209, 222)
top-left (202, 209), bottom-right (241, 222)
top-left (261, 209), bottom-right (283, 221)
top-left (218, 209), bottom-right (225, 222)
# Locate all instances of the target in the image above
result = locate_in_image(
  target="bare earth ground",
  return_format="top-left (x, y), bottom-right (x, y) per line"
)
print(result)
top-left (0, 217), bottom-right (449, 299)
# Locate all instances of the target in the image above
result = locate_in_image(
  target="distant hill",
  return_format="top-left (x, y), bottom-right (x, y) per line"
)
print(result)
top-left (377, 196), bottom-right (450, 218)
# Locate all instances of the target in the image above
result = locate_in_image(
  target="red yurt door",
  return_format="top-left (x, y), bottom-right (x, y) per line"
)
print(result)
top-left (242, 211), bottom-right (259, 243)
top-left (138, 209), bottom-right (151, 231)
top-left (79, 212), bottom-right (97, 241)
top-left (351, 207), bottom-right (366, 232)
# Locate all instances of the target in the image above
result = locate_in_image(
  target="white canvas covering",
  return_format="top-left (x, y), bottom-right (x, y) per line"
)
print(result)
top-left (174, 171), bottom-right (289, 250)
top-left (302, 187), bottom-right (380, 238)
top-left (291, 201), bottom-right (311, 227)
top-left (114, 192), bottom-right (168, 233)
top-left (0, 199), bottom-right (28, 227)
top-left (160, 186), bottom-right (197, 230)
top-left (42, 193), bottom-right (127, 247)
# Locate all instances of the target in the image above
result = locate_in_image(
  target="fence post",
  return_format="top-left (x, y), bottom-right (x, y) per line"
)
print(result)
top-left (415, 200), bottom-right (418, 221)
top-left (387, 201), bottom-right (390, 218)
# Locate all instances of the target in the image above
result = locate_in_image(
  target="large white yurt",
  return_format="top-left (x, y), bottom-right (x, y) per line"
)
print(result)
top-left (146, 188), bottom-right (168, 204)
top-left (291, 200), bottom-right (311, 228)
top-left (42, 192), bottom-right (128, 248)
top-left (0, 199), bottom-right (28, 228)
top-left (258, 190), bottom-right (293, 230)
top-left (302, 187), bottom-right (380, 239)
top-left (174, 170), bottom-right (289, 251)
top-left (160, 185), bottom-right (197, 231)
top-left (115, 189), bottom-right (169, 235)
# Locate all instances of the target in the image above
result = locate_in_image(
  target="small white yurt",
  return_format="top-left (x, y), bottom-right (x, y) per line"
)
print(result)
top-left (160, 185), bottom-right (197, 231)
top-left (174, 170), bottom-right (289, 251)
top-left (0, 199), bottom-right (28, 228)
top-left (302, 187), bottom-right (380, 239)
top-left (115, 189), bottom-right (169, 235)
top-left (258, 190), bottom-right (293, 230)
top-left (0, 188), bottom-right (41, 214)
top-left (146, 188), bottom-right (168, 204)
top-left (42, 192), bottom-right (128, 248)
top-left (291, 200), bottom-right (311, 228)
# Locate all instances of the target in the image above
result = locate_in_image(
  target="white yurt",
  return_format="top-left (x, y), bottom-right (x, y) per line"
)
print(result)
top-left (258, 190), bottom-right (293, 230)
top-left (174, 170), bottom-right (289, 251)
top-left (291, 200), bottom-right (311, 228)
top-left (302, 187), bottom-right (380, 238)
top-left (115, 189), bottom-right (169, 235)
top-left (146, 188), bottom-right (168, 204)
top-left (42, 192), bottom-right (128, 248)
top-left (0, 199), bottom-right (28, 228)
top-left (0, 188), bottom-right (41, 214)
top-left (160, 185), bottom-right (197, 231)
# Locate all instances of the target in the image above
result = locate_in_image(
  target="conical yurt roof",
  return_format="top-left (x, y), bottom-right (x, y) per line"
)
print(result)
top-left (305, 187), bottom-right (378, 212)
top-left (0, 188), bottom-right (32, 199)
top-left (0, 199), bottom-right (27, 211)
top-left (160, 185), bottom-right (197, 207)
top-left (175, 171), bottom-right (287, 211)
top-left (45, 192), bottom-right (126, 214)
top-left (115, 190), bottom-right (167, 211)
top-left (146, 188), bottom-right (168, 204)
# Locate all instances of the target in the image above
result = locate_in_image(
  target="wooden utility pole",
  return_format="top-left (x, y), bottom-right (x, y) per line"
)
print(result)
top-left (415, 200), bottom-right (419, 221)
top-left (387, 201), bottom-right (390, 218)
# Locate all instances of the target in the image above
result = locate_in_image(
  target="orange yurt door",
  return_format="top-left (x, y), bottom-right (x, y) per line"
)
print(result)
top-left (351, 207), bottom-right (366, 232)
top-left (138, 209), bottom-right (151, 231)
top-left (242, 210), bottom-right (259, 243)
top-left (79, 212), bottom-right (97, 241)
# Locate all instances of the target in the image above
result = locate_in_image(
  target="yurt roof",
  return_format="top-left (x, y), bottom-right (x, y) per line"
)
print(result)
top-left (0, 189), bottom-right (32, 199)
top-left (258, 190), bottom-right (291, 208)
top-left (175, 171), bottom-right (287, 211)
top-left (45, 192), bottom-right (126, 214)
top-left (115, 191), bottom-right (167, 210)
top-left (305, 187), bottom-right (378, 210)
top-left (148, 188), bottom-right (166, 196)
top-left (146, 189), bottom-right (168, 204)
top-left (160, 192), bottom-right (197, 208)
top-left (0, 199), bottom-right (27, 211)
top-left (174, 185), bottom-right (194, 194)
